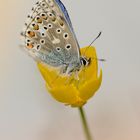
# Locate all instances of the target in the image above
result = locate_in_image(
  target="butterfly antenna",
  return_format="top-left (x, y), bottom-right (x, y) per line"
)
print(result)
top-left (91, 57), bottom-right (106, 62)
top-left (83, 31), bottom-right (102, 56)
top-left (89, 31), bottom-right (102, 46)
top-left (83, 32), bottom-right (106, 62)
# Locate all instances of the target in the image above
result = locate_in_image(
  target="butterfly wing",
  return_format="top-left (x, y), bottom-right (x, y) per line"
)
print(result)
top-left (21, 0), bottom-right (80, 67)
top-left (55, 0), bottom-right (74, 32)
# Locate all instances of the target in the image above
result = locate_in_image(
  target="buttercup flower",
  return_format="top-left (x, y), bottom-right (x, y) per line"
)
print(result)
top-left (38, 46), bottom-right (102, 107)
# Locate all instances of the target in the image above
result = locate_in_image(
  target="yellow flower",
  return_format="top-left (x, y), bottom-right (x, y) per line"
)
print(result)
top-left (37, 46), bottom-right (102, 107)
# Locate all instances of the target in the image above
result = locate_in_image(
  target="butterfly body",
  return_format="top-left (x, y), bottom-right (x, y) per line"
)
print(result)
top-left (21, 0), bottom-right (90, 75)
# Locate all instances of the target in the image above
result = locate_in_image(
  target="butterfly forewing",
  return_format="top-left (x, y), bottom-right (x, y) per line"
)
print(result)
top-left (21, 0), bottom-right (80, 67)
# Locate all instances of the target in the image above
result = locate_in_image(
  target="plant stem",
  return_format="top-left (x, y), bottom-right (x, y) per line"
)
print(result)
top-left (79, 107), bottom-right (93, 140)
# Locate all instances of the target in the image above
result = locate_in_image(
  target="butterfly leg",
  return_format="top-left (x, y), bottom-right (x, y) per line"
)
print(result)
top-left (64, 71), bottom-right (80, 88)
top-left (59, 65), bottom-right (68, 74)
top-left (81, 67), bottom-right (86, 83)
top-left (64, 73), bottom-right (74, 85)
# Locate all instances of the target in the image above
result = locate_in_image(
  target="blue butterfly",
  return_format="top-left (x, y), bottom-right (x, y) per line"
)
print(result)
top-left (21, 0), bottom-right (92, 75)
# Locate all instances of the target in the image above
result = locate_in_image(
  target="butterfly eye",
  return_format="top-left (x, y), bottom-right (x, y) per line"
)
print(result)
top-left (63, 33), bottom-right (69, 39)
top-left (48, 23), bottom-right (53, 28)
top-left (65, 44), bottom-right (71, 50)
top-left (40, 39), bottom-right (45, 45)
top-left (56, 47), bottom-right (61, 52)
top-left (56, 28), bottom-right (61, 34)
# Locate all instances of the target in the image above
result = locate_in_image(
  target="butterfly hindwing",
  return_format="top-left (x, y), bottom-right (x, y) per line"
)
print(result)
top-left (21, 0), bottom-right (80, 67)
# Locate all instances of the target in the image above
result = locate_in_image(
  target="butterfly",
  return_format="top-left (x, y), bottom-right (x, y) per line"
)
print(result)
top-left (21, 0), bottom-right (100, 75)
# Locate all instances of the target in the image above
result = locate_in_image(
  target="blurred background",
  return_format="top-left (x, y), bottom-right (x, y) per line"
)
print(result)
top-left (0, 0), bottom-right (140, 140)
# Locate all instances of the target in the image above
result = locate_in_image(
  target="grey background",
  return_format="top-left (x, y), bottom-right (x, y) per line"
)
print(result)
top-left (0, 0), bottom-right (140, 140)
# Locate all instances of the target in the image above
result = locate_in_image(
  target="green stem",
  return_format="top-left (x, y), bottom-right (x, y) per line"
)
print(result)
top-left (79, 107), bottom-right (93, 140)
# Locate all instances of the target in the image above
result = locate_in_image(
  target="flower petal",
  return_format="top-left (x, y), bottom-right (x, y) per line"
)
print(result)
top-left (79, 69), bottom-right (102, 101)
top-left (47, 84), bottom-right (79, 104)
top-left (38, 63), bottom-right (67, 88)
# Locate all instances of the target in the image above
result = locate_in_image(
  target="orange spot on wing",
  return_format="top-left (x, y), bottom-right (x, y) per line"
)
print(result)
top-left (33, 24), bottom-right (39, 30)
top-left (27, 43), bottom-right (33, 49)
top-left (28, 31), bottom-right (35, 38)
top-left (42, 15), bottom-right (48, 20)
top-left (36, 18), bottom-right (43, 23)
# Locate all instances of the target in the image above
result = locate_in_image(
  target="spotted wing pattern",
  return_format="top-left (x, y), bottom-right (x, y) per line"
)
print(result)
top-left (21, 0), bottom-right (80, 67)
